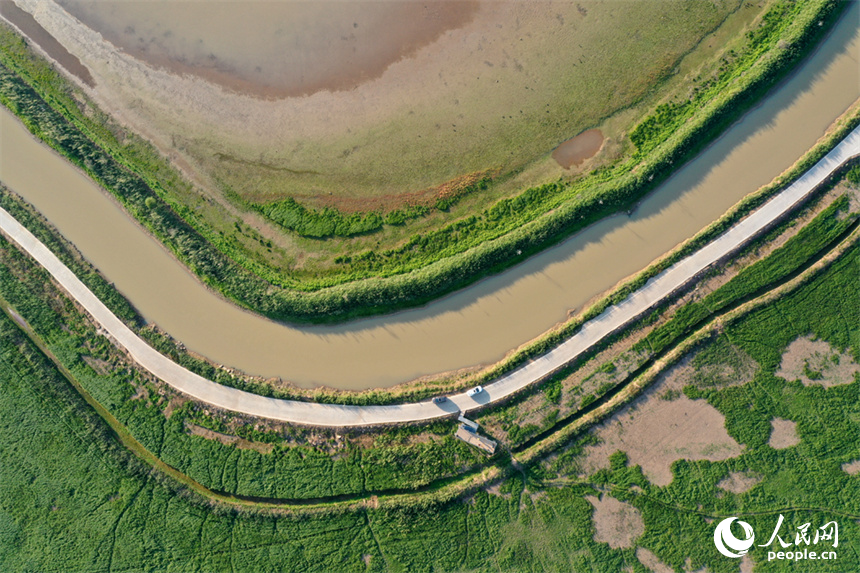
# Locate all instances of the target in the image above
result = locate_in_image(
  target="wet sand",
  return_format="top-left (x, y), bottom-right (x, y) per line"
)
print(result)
top-left (17, 0), bottom-right (746, 201)
top-left (58, 0), bottom-right (479, 98)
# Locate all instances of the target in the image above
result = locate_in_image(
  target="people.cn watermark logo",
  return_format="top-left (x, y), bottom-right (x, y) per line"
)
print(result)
top-left (713, 515), bottom-right (838, 562)
top-left (714, 518), bottom-right (755, 558)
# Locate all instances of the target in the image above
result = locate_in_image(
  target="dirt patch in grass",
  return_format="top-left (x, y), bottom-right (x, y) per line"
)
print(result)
top-left (552, 129), bottom-right (604, 169)
top-left (776, 335), bottom-right (860, 388)
top-left (636, 547), bottom-right (673, 573)
top-left (186, 423), bottom-right (274, 454)
top-left (586, 494), bottom-right (644, 549)
top-left (484, 482), bottom-right (511, 499)
top-left (579, 361), bottom-right (744, 486)
top-left (305, 169), bottom-right (493, 213)
top-left (768, 418), bottom-right (800, 450)
top-left (163, 395), bottom-right (189, 419)
top-left (842, 460), bottom-right (860, 475)
top-left (81, 354), bottom-right (111, 376)
top-left (717, 471), bottom-right (762, 494)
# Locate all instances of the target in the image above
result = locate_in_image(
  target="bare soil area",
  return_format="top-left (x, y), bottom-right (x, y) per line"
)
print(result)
top-left (636, 547), bottom-right (674, 573)
top-left (717, 471), bottom-right (762, 494)
top-left (586, 494), bottom-right (644, 549)
top-left (186, 423), bottom-right (274, 454)
top-left (842, 460), bottom-right (860, 475)
top-left (776, 335), bottom-right (860, 388)
top-left (579, 361), bottom-right (744, 486)
top-left (768, 418), bottom-right (800, 450)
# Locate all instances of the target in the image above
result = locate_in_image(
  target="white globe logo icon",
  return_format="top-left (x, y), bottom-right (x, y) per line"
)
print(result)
top-left (714, 517), bottom-right (755, 558)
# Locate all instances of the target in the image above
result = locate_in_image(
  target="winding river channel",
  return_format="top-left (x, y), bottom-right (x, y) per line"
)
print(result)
top-left (1, 3), bottom-right (859, 390)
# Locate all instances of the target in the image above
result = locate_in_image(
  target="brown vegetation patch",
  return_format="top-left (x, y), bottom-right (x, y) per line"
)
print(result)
top-left (717, 471), bottom-right (762, 494)
top-left (579, 361), bottom-right (743, 486)
top-left (841, 460), bottom-right (860, 475)
top-left (776, 335), bottom-right (860, 388)
top-left (186, 423), bottom-right (274, 454)
top-left (163, 395), bottom-right (189, 418)
top-left (304, 170), bottom-right (494, 213)
top-left (586, 494), bottom-right (644, 549)
top-left (81, 354), bottom-right (111, 376)
top-left (768, 418), bottom-right (800, 450)
top-left (484, 482), bottom-right (511, 499)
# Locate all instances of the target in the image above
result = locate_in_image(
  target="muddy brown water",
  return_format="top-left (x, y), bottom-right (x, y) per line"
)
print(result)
top-left (552, 129), bottom-right (604, 169)
top-left (0, 3), bottom-right (858, 390)
top-left (0, 0), bottom-right (93, 86)
top-left (57, 0), bottom-right (479, 98)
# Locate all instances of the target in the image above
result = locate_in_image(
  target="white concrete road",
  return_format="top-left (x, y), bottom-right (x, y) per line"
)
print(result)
top-left (1, 125), bottom-right (858, 426)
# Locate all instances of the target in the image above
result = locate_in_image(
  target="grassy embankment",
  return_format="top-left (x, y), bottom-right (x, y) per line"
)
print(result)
top-left (0, 0), bottom-right (845, 322)
top-left (0, 232), bottom-right (487, 504)
top-left (0, 158), bottom-right (856, 509)
top-left (0, 98), bottom-right (855, 414)
top-left (474, 176), bottom-right (860, 450)
top-left (1, 225), bottom-right (857, 571)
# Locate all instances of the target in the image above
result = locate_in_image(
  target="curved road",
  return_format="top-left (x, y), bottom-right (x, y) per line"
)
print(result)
top-left (1, 125), bottom-right (859, 426)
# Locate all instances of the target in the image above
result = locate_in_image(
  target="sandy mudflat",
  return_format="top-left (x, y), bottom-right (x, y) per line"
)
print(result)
top-left (58, 0), bottom-right (481, 99)
top-left (13, 0), bottom-right (737, 200)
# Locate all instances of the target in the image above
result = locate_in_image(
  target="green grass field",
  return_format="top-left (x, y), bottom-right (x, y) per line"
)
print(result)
top-left (0, 162), bottom-right (858, 571)
top-left (1, 235), bottom-right (857, 571)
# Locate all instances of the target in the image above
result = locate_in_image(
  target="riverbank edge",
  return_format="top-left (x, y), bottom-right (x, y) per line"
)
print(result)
top-left (0, 0), bottom-right (845, 323)
top-left (0, 103), bottom-right (856, 409)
